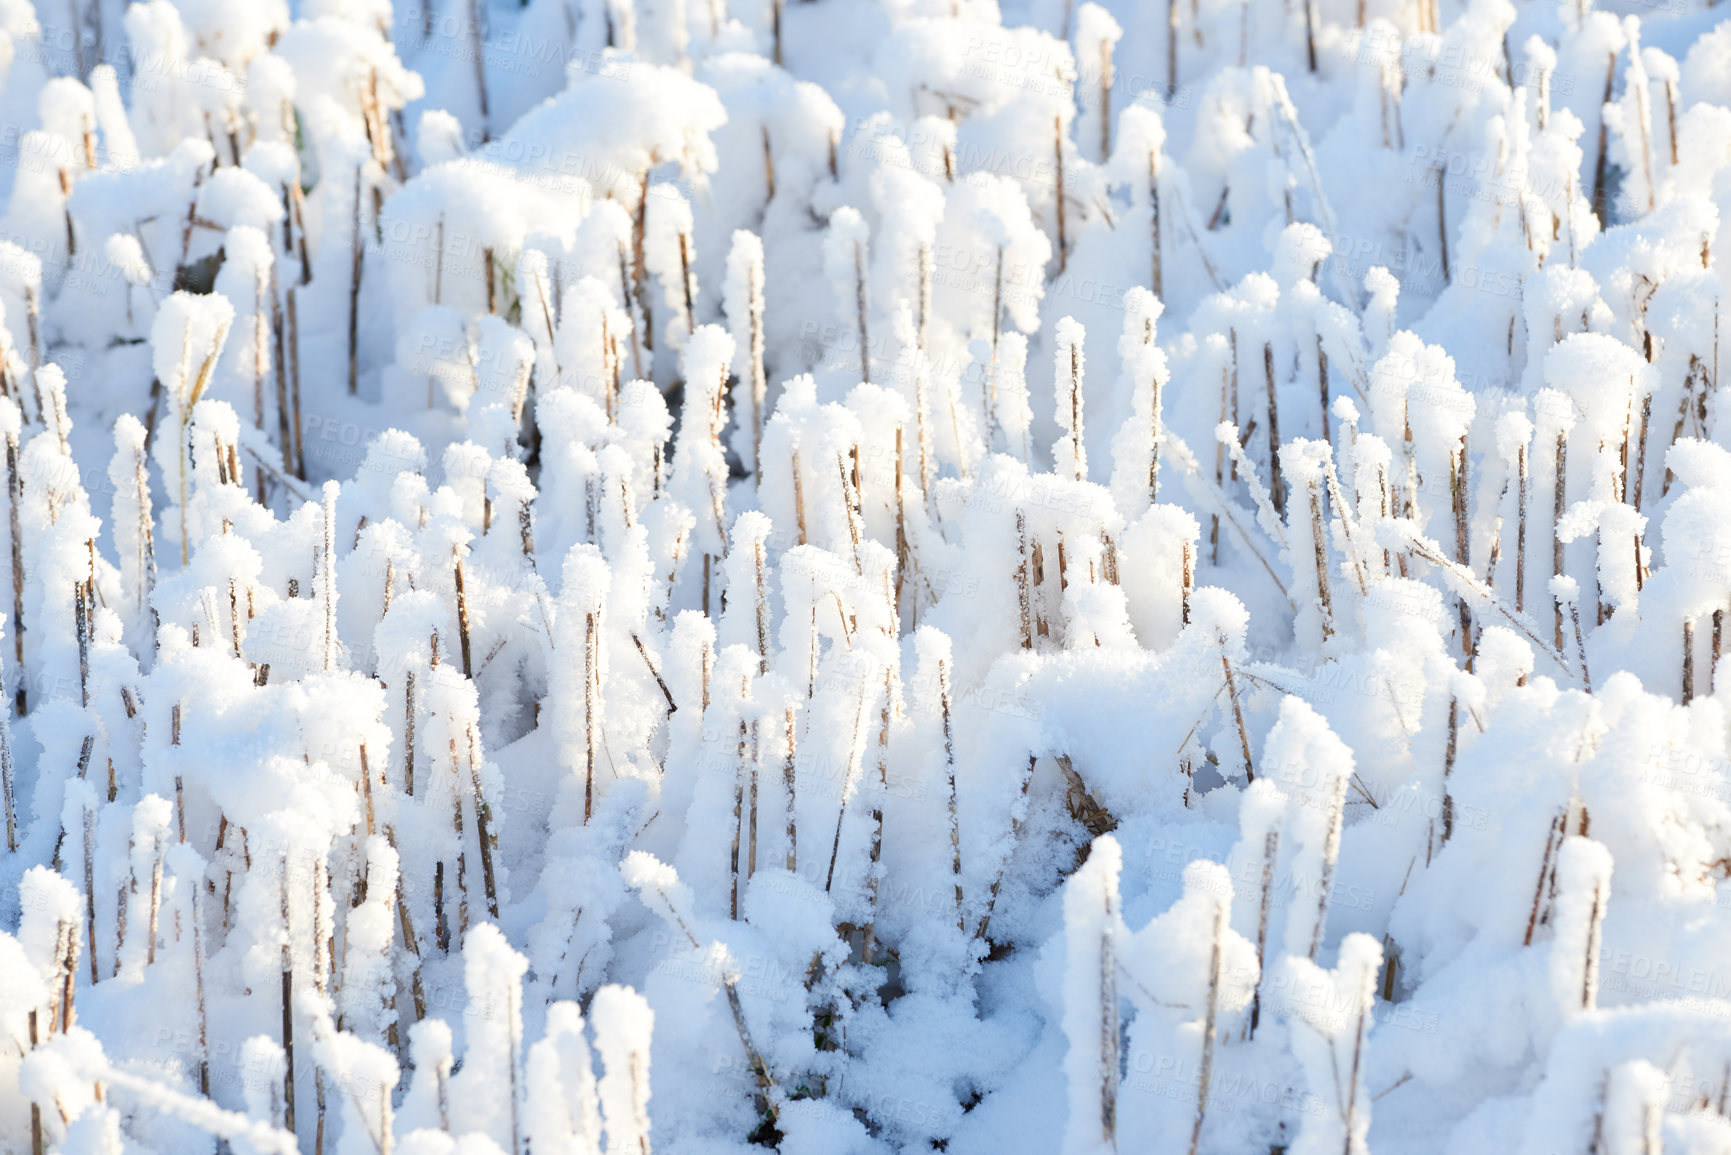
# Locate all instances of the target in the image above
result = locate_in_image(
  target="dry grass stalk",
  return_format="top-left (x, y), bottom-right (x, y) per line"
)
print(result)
top-left (280, 863), bottom-right (297, 1139)
top-left (824, 676), bottom-right (873, 893)
top-left (287, 287), bottom-right (305, 478)
top-left (639, 874), bottom-right (779, 1121)
top-left (732, 697), bottom-right (748, 921)
top-left (7, 422), bottom-right (22, 713)
top-left (348, 166), bottom-right (363, 396)
top-left (853, 235), bottom-right (871, 384)
top-left (1221, 639), bottom-right (1254, 782)
top-left (1552, 428), bottom-right (1567, 649)
top-left (1097, 864), bottom-right (1119, 1147)
top-left (584, 612), bottom-right (598, 823)
top-left (1187, 891), bottom-right (1227, 1155)
top-left (467, 726), bottom-right (499, 919)
top-left (1684, 618), bottom-right (1696, 704)
top-left (1149, 152), bottom-right (1164, 298)
top-left (975, 754), bottom-right (1038, 943)
top-left (1308, 477), bottom-right (1333, 640)
top-left (453, 548), bottom-right (474, 679)
top-left (1453, 438), bottom-right (1471, 659)
top-left (1054, 115), bottom-right (1068, 273)
top-left (467, 0), bottom-right (490, 138)
top-left (939, 654), bottom-right (963, 932)
top-left (1264, 343), bottom-right (1284, 515)
top-left (782, 705), bottom-right (798, 872)
top-left (791, 447), bottom-right (808, 545)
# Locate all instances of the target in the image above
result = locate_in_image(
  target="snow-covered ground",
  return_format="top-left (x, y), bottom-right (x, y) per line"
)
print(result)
top-left (1, 0), bottom-right (1730, 1150)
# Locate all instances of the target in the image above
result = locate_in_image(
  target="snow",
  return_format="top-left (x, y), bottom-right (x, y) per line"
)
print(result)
top-left (6, 0), bottom-right (1731, 1151)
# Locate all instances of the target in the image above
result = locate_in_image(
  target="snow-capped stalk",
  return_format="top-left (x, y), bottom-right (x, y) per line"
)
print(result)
top-left (1435, 165), bottom-right (1449, 282)
top-left (990, 248), bottom-right (1005, 360)
top-left (937, 644), bottom-right (963, 932)
top-left (287, 287), bottom-right (306, 478)
top-left (1187, 888), bottom-right (1228, 1155)
top-left (1715, 611), bottom-right (1725, 697)
top-left (1016, 509), bottom-right (1033, 648)
top-left (731, 681), bottom-right (749, 921)
top-left (248, 253), bottom-right (271, 502)
top-left (782, 705), bottom-right (797, 872)
top-left (321, 482), bottom-right (339, 672)
top-left (349, 165), bottom-right (364, 396)
top-left (790, 447), bottom-right (808, 545)
top-left (1684, 619), bottom-right (1695, 703)
top-left (160, 298), bottom-right (233, 565)
top-left (6, 414), bottom-right (21, 711)
top-left (975, 754), bottom-right (1038, 942)
top-left (1516, 439), bottom-right (1529, 613)
top-left (1317, 337), bottom-right (1330, 445)
top-left (917, 242), bottom-right (934, 351)
top-left (111, 419), bottom-right (157, 636)
top-left (1097, 39), bottom-right (1113, 160)
top-left (913, 354), bottom-right (935, 516)
top-left (468, 0), bottom-right (490, 138)
top-left (280, 862), bottom-right (297, 1140)
top-left (24, 285), bottom-right (39, 377)
top-left (450, 779), bottom-right (471, 943)
top-left (57, 913), bottom-right (80, 1031)
top-left (1061, 835), bottom-right (1120, 1153)
top-left (266, 273), bottom-right (299, 471)
top-left (1631, 386), bottom-right (1653, 512)
top-left (747, 717), bottom-right (760, 889)
top-left (1524, 812), bottom-right (1565, 947)
top-left (454, 546), bottom-right (474, 679)
top-left (467, 727), bottom-right (500, 920)
top-left (1555, 577), bottom-right (1591, 690)
top-left (677, 230), bottom-right (697, 342)
top-left (839, 454), bottom-right (864, 573)
top-left (1309, 774), bottom-right (1347, 959)
top-left (1558, 839), bottom-right (1610, 1011)
top-left (625, 856), bottom-right (777, 1119)
top-left (895, 427), bottom-right (909, 607)
top-left (750, 541), bottom-right (770, 675)
top-left (1054, 116), bottom-right (1068, 273)
top-left (0, 702), bottom-right (13, 851)
top-left (824, 673), bottom-right (873, 893)
top-left (1264, 342), bottom-right (1284, 517)
top-left (1591, 51), bottom-right (1615, 218)
top-left (584, 612), bottom-right (598, 822)
top-left (1440, 694), bottom-right (1460, 844)
top-left (1307, 475), bottom-right (1333, 640)
top-left (726, 232), bottom-right (768, 481)
top-left (1221, 638), bottom-right (1253, 782)
top-left (1055, 318), bottom-right (1086, 482)
top-left (1211, 352), bottom-right (1227, 561)
top-left (1182, 540), bottom-right (1194, 622)
top-left (1148, 369), bottom-right (1165, 506)
top-left (77, 790), bottom-right (95, 984)
top-left (592, 987), bottom-right (654, 1155)
top-left (825, 208), bottom-right (873, 385)
top-left (26, 1009), bottom-right (38, 1154)
top-left (1246, 825), bottom-right (1278, 1037)
top-left (1452, 437), bottom-right (1471, 658)
top-left (1552, 427), bottom-right (1567, 650)
top-left (1165, 0), bottom-right (1178, 95)
top-left (862, 668), bottom-right (895, 959)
